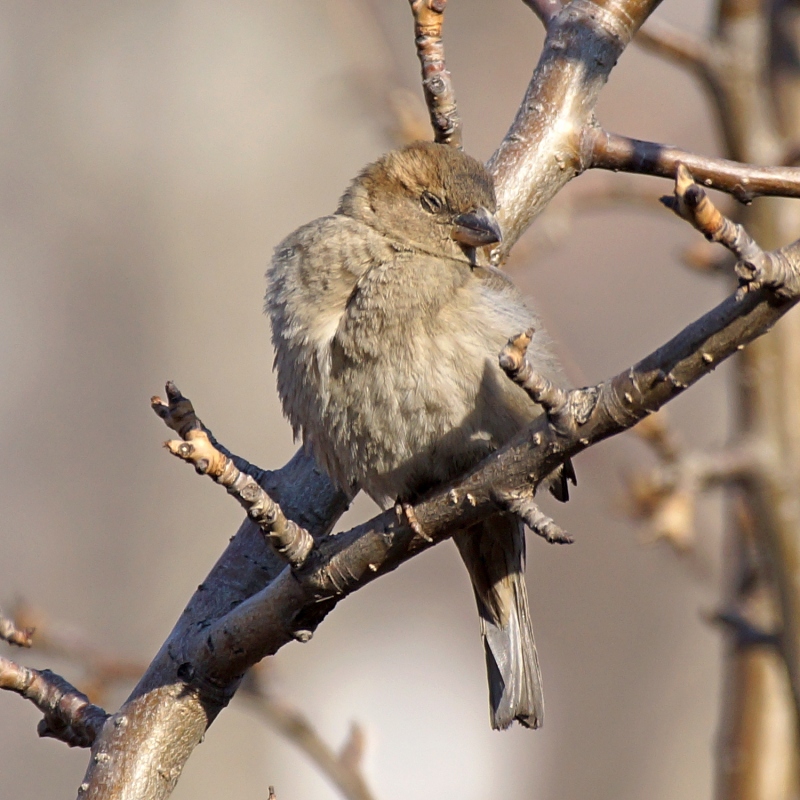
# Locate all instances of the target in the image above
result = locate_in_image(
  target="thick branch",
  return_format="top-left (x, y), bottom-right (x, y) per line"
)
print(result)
top-left (488, 0), bottom-right (663, 257)
top-left (80, 451), bottom-right (349, 799)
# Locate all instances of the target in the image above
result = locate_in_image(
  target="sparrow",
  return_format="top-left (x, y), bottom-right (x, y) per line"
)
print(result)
top-left (266, 140), bottom-right (573, 729)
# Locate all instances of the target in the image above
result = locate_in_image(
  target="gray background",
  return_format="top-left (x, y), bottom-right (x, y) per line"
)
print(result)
top-left (0, 2), bottom-right (735, 798)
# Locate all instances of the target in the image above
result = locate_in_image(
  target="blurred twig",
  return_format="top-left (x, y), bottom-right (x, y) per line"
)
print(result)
top-left (10, 602), bottom-right (141, 706)
top-left (322, 0), bottom-right (430, 145)
top-left (240, 667), bottom-right (376, 800)
top-left (0, 655), bottom-right (107, 747)
top-left (9, 602), bottom-right (374, 800)
top-left (636, 17), bottom-right (714, 79)
top-left (0, 607), bottom-right (34, 648)
top-left (626, 411), bottom-right (754, 560)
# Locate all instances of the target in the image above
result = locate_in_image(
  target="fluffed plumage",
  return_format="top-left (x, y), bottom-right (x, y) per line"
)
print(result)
top-left (266, 141), bottom-right (573, 729)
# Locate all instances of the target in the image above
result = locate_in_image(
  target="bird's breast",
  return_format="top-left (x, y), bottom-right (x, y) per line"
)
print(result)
top-left (268, 219), bottom-right (539, 505)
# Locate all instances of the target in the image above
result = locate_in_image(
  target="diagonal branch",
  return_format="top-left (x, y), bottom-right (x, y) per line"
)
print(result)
top-left (0, 656), bottom-right (108, 748)
top-left (636, 17), bottom-right (715, 78)
top-left (151, 174), bottom-right (800, 690)
top-left (662, 164), bottom-right (800, 298)
top-left (239, 670), bottom-right (376, 800)
top-left (152, 385), bottom-right (316, 570)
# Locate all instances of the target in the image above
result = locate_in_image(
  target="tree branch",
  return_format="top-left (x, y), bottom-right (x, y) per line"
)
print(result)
top-left (521, 0), bottom-right (563, 29)
top-left (72, 2), bottom-right (800, 796)
top-left (0, 608), bottom-right (33, 648)
top-left (409, 0), bottom-right (461, 148)
top-left (488, 0), bottom-right (663, 258)
top-left (0, 656), bottom-right (108, 748)
top-left (175, 193), bottom-right (800, 695)
top-left (239, 670), bottom-right (376, 800)
top-left (628, 411), bottom-right (756, 555)
top-left (6, 603), bottom-right (142, 705)
top-left (153, 384), bottom-right (316, 570)
top-left (134, 180), bottom-right (800, 695)
top-left (585, 128), bottom-right (800, 203)
top-left (636, 17), bottom-right (714, 77)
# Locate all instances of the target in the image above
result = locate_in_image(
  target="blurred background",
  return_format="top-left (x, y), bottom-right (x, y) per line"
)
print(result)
top-left (0, 1), bottom-right (738, 797)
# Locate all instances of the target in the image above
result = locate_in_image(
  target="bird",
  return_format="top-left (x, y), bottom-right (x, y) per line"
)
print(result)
top-left (266, 140), bottom-right (573, 730)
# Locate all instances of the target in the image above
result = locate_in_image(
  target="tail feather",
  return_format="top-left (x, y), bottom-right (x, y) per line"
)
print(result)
top-left (548, 457), bottom-right (577, 503)
top-left (455, 515), bottom-right (544, 730)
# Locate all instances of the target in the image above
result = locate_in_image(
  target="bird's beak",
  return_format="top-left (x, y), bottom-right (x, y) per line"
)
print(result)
top-left (451, 207), bottom-right (503, 247)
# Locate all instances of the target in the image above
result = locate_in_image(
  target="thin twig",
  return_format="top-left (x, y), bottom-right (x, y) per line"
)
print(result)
top-left (636, 18), bottom-right (715, 78)
top-left (627, 439), bottom-right (756, 554)
top-left (585, 128), bottom-right (800, 203)
top-left (152, 385), bottom-right (315, 569)
top-left (409, 0), bottom-right (461, 147)
top-left (240, 670), bottom-right (376, 800)
top-left (151, 381), bottom-right (269, 484)
top-left (660, 164), bottom-right (765, 261)
top-left (492, 488), bottom-right (573, 543)
top-left (498, 329), bottom-right (570, 422)
top-left (0, 608), bottom-right (34, 648)
top-left (0, 656), bottom-right (108, 747)
top-left (661, 164), bottom-right (800, 299)
top-left (633, 411), bottom-right (681, 464)
top-left (9, 603), bottom-right (143, 705)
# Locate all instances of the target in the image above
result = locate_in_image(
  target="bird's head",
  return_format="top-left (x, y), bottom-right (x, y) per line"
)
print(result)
top-left (339, 141), bottom-right (502, 262)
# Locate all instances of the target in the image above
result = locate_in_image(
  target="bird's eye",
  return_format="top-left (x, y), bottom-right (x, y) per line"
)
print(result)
top-left (420, 191), bottom-right (444, 214)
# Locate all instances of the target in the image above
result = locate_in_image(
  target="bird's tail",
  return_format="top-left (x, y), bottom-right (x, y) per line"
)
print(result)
top-left (455, 514), bottom-right (544, 730)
